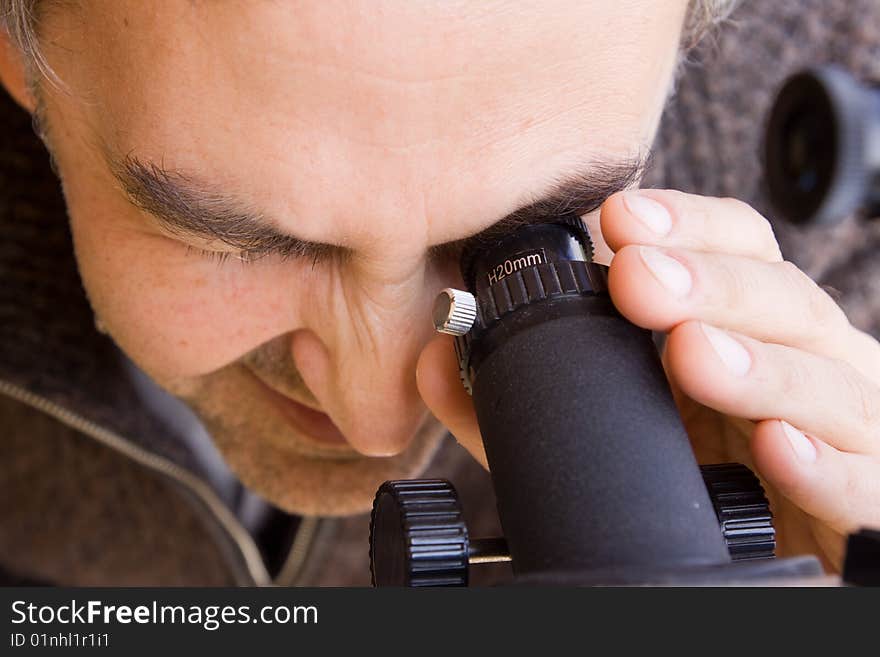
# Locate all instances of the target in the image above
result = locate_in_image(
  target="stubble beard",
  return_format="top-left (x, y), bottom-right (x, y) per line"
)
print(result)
top-left (163, 339), bottom-right (449, 517)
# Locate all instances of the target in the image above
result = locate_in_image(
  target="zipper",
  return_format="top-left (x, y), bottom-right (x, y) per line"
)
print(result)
top-left (0, 378), bottom-right (310, 587)
top-left (274, 515), bottom-right (321, 586)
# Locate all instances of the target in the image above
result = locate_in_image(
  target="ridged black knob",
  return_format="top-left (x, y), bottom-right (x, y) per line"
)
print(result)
top-left (701, 463), bottom-right (776, 561)
top-left (369, 479), bottom-right (469, 587)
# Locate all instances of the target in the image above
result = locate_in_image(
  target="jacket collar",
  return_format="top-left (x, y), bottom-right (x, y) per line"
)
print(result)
top-left (0, 95), bottom-right (188, 462)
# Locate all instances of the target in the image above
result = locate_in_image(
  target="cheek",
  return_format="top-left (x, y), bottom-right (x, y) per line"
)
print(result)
top-left (68, 209), bottom-right (300, 381)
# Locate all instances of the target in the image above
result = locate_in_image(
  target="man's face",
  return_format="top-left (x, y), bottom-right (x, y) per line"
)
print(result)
top-left (18, 0), bottom-right (687, 514)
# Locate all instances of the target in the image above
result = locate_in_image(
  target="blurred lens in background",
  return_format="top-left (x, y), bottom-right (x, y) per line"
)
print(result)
top-left (764, 66), bottom-right (880, 226)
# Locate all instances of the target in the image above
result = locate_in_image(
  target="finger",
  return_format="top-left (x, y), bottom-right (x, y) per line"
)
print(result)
top-left (608, 244), bottom-right (861, 365)
top-left (415, 335), bottom-right (488, 468)
top-left (751, 419), bottom-right (880, 545)
top-left (664, 320), bottom-right (880, 455)
top-left (600, 189), bottom-right (784, 262)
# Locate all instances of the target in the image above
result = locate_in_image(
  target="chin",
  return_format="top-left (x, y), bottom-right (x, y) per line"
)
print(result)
top-left (166, 362), bottom-right (449, 516)
top-left (220, 427), bottom-right (448, 517)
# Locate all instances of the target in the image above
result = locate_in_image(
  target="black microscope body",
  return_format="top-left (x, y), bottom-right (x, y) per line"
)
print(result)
top-left (369, 65), bottom-right (880, 586)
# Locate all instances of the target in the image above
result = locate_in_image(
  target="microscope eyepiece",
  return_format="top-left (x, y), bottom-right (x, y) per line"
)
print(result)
top-left (459, 215), bottom-right (594, 294)
top-left (438, 215), bottom-right (609, 394)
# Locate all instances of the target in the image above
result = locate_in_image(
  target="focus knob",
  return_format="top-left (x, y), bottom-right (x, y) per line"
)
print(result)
top-left (701, 463), bottom-right (776, 561)
top-left (370, 479), bottom-right (469, 587)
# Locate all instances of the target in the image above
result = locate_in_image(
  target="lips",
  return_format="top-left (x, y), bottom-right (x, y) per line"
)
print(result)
top-left (246, 368), bottom-right (349, 446)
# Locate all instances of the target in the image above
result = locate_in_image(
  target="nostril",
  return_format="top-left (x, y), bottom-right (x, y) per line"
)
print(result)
top-left (350, 441), bottom-right (404, 458)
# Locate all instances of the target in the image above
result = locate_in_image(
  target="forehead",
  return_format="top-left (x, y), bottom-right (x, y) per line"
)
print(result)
top-left (46, 0), bottom-right (686, 247)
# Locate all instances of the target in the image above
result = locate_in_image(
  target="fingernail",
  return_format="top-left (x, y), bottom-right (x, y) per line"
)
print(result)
top-left (781, 420), bottom-right (817, 463)
top-left (639, 246), bottom-right (692, 297)
top-left (700, 322), bottom-right (751, 376)
top-left (623, 192), bottom-right (672, 235)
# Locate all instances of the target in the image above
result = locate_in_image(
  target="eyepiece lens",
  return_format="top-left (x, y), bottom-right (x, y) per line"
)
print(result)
top-left (765, 66), bottom-right (877, 226)
top-left (781, 108), bottom-right (828, 195)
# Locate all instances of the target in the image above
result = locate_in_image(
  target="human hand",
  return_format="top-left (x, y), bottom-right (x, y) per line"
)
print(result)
top-left (417, 189), bottom-right (880, 572)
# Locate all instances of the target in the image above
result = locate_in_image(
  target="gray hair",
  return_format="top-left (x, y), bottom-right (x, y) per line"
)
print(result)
top-left (2, 0), bottom-right (739, 84)
top-left (1, 0), bottom-right (51, 80)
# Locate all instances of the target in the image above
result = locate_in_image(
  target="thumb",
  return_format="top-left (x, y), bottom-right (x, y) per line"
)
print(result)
top-left (416, 335), bottom-right (488, 468)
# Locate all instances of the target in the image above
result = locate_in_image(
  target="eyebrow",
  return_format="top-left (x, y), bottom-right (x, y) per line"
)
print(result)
top-left (108, 152), bottom-right (648, 263)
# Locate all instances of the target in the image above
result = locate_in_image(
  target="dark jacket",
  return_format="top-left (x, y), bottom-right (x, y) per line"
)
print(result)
top-left (1, 0), bottom-right (878, 586)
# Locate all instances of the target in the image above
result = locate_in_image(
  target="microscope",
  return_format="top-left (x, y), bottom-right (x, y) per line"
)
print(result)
top-left (368, 66), bottom-right (880, 587)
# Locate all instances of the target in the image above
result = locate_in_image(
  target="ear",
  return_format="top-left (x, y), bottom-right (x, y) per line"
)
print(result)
top-left (0, 30), bottom-right (36, 112)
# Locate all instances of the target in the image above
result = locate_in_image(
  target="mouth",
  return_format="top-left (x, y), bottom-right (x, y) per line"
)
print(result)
top-left (243, 367), bottom-right (351, 449)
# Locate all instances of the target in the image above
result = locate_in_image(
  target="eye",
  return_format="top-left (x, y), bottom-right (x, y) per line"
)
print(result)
top-left (185, 243), bottom-right (343, 268)
top-left (186, 246), bottom-right (259, 265)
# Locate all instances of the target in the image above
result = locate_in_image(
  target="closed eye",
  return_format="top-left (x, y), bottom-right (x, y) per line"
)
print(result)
top-left (185, 241), bottom-right (346, 268)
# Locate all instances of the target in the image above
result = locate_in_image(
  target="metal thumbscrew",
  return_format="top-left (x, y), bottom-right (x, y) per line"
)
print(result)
top-left (433, 288), bottom-right (477, 336)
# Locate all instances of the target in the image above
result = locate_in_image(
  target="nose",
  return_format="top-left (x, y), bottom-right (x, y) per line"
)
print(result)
top-left (289, 282), bottom-right (438, 457)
